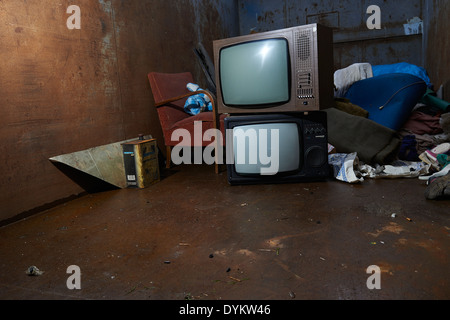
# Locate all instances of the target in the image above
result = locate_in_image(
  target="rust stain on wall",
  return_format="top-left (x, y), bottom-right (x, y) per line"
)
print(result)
top-left (0, 0), bottom-right (239, 222)
top-left (0, 1), bottom-right (122, 219)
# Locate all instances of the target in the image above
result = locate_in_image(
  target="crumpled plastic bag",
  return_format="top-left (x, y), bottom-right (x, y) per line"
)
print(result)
top-left (363, 160), bottom-right (430, 179)
top-left (184, 83), bottom-right (212, 116)
top-left (328, 152), bottom-right (430, 183)
top-left (328, 153), bottom-right (364, 183)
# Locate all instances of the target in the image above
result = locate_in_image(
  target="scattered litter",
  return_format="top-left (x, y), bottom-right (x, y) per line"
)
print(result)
top-left (240, 203), bottom-right (248, 207)
top-left (226, 268), bottom-right (231, 273)
top-left (258, 248), bottom-right (282, 255)
top-left (391, 213), bottom-right (397, 218)
top-left (229, 276), bottom-right (242, 282)
top-left (406, 217), bottom-right (413, 222)
top-left (164, 260), bottom-right (171, 264)
top-left (319, 257), bottom-right (326, 261)
top-left (178, 243), bottom-right (190, 246)
top-left (329, 153), bottom-right (430, 183)
top-left (371, 242), bottom-right (377, 245)
top-left (289, 291), bottom-right (296, 299)
top-left (26, 266), bottom-right (44, 276)
top-left (328, 153), bottom-right (363, 183)
top-left (209, 254), bottom-right (214, 258)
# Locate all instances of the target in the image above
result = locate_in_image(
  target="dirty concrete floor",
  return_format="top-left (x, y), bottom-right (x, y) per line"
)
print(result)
top-left (0, 164), bottom-right (449, 301)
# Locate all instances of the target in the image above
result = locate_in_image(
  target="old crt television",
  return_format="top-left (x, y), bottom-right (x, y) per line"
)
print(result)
top-left (213, 24), bottom-right (334, 114)
top-left (224, 112), bottom-right (329, 185)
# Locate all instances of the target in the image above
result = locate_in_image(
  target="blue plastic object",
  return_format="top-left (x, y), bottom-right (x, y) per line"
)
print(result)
top-left (372, 62), bottom-right (432, 88)
top-left (345, 73), bottom-right (427, 131)
top-left (184, 83), bottom-right (212, 116)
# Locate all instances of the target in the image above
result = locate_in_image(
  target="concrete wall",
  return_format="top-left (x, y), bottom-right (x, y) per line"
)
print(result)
top-left (0, 0), bottom-right (239, 224)
top-left (237, 0), bottom-right (442, 73)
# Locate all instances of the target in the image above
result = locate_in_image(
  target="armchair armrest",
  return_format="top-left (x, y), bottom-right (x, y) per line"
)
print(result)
top-left (155, 90), bottom-right (216, 109)
top-left (155, 89), bottom-right (221, 173)
top-left (154, 90), bottom-right (218, 122)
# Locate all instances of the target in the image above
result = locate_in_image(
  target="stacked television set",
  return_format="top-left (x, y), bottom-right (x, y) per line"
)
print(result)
top-left (213, 23), bottom-right (334, 185)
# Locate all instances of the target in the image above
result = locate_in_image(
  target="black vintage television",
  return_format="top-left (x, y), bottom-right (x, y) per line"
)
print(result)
top-left (224, 112), bottom-right (330, 185)
top-left (213, 23), bottom-right (334, 114)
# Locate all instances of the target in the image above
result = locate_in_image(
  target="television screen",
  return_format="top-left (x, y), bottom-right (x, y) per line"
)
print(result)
top-left (232, 122), bottom-right (300, 176)
top-left (219, 38), bottom-right (290, 107)
top-left (225, 113), bottom-right (330, 185)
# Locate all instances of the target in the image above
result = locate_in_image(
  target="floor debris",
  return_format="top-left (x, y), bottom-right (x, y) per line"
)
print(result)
top-left (25, 266), bottom-right (44, 276)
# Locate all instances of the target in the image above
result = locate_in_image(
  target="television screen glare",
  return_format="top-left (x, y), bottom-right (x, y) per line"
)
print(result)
top-left (219, 39), bottom-right (290, 106)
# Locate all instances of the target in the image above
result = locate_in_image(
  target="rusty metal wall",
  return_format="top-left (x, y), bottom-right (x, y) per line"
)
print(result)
top-left (424, 0), bottom-right (450, 89)
top-left (0, 0), bottom-right (239, 222)
top-left (238, 0), bottom-right (425, 69)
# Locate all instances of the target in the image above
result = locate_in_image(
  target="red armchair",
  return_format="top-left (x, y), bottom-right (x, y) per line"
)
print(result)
top-left (148, 72), bottom-right (226, 173)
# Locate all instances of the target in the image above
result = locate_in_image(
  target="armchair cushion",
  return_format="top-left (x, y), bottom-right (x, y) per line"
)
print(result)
top-left (168, 112), bottom-right (226, 146)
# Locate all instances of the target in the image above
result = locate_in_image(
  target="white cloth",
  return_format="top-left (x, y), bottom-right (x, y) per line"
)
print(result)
top-left (334, 63), bottom-right (373, 97)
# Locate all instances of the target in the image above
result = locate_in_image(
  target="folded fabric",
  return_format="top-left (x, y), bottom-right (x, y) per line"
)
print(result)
top-left (334, 98), bottom-right (369, 118)
top-left (184, 83), bottom-right (212, 116)
top-left (398, 135), bottom-right (419, 161)
top-left (325, 108), bottom-right (401, 165)
top-left (401, 111), bottom-right (443, 135)
top-left (419, 142), bottom-right (450, 170)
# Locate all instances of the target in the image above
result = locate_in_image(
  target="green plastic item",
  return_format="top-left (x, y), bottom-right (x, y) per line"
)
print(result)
top-left (421, 88), bottom-right (450, 112)
top-left (437, 154), bottom-right (450, 169)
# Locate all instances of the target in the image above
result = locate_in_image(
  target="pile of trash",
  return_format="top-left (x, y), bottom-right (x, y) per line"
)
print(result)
top-left (328, 62), bottom-right (450, 200)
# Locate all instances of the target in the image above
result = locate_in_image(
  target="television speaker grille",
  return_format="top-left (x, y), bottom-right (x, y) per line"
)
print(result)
top-left (295, 29), bottom-right (313, 71)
